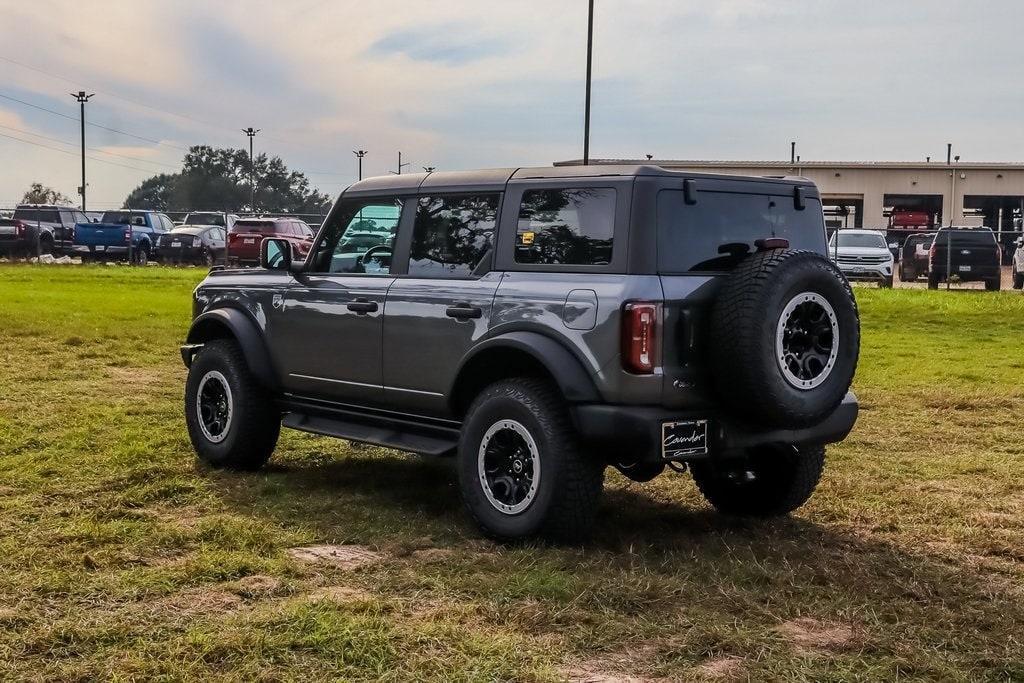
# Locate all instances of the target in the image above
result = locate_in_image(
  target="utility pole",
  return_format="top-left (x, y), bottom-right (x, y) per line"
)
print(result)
top-left (583, 0), bottom-right (594, 165)
top-left (790, 141), bottom-right (796, 165)
top-left (243, 127), bottom-right (260, 212)
top-left (70, 91), bottom-right (94, 210)
top-left (353, 150), bottom-right (368, 180)
top-left (392, 151), bottom-right (409, 175)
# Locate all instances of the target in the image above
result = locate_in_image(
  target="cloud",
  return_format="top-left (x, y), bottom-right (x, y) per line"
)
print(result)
top-left (366, 24), bottom-right (511, 65)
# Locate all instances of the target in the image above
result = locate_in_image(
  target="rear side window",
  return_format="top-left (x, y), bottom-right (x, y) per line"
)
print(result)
top-left (14, 209), bottom-right (59, 223)
top-left (410, 194), bottom-right (499, 278)
top-left (515, 188), bottom-right (615, 266)
top-left (657, 190), bottom-right (826, 272)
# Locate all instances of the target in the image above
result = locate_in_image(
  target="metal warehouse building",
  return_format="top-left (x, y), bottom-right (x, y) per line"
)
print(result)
top-left (556, 158), bottom-right (1024, 239)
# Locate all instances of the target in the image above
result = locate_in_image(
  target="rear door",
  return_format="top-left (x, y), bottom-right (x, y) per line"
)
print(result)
top-left (382, 193), bottom-right (502, 415)
top-left (275, 198), bottom-right (406, 405)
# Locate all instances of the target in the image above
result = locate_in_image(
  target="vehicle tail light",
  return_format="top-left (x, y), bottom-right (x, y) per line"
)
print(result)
top-left (15, 220), bottom-right (25, 236)
top-left (928, 243), bottom-right (936, 267)
top-left (622, 302), bottom-right (659, 374)
top-left (124, 229), bottom-right (131, 243)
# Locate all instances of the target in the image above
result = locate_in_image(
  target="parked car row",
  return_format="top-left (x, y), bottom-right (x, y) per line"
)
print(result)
top-left (830, 226), bottom-right (1012, 290)
top-left (0, 204), bottom-right (317, 268)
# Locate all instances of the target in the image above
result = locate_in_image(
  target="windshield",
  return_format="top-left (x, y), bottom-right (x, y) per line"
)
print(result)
top-left (185, 213), bottom-right (225, 226)
top-left (832, 232), bottom-right (887, 249)
top-left (100, 211), bottom-right (146, 225)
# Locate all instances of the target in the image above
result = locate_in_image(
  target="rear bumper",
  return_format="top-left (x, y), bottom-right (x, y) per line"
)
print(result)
top-left (160, 246), bottom-right (203, 261)
top-left (0, 237), bottom-right (34, 251)
top-left (571, 392), bottom-right (859, 462)
top-left (930, 265), bottom-right (1001, 281)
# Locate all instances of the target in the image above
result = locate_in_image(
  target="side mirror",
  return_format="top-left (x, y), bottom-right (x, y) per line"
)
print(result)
top-left (262, 237), bottom-right (301, 272)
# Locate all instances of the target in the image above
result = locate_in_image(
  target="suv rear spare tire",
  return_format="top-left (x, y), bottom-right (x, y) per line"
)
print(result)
top-left (709, 249), bottom-right (859, 428)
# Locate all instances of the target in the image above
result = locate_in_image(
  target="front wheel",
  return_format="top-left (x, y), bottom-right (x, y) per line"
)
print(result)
top-left (457, 378), bottom-right (604, 542)
top-left (691, 444), bottom-right (825, 517)
top-left (184, 339), bottom-right (280, 470)
top-left (880, 275), bottom-right (893, 288)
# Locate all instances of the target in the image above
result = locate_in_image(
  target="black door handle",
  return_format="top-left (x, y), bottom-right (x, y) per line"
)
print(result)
top-left (446, 304), bottom-right (482, 320)
top-left (347, 299), bottom-right (378, 314)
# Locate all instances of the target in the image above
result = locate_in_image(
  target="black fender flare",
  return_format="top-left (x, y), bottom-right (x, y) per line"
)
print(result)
top-left (184, 307), bottom-right (279, 390)
top-left (450, 330), bottom-right (600, 406)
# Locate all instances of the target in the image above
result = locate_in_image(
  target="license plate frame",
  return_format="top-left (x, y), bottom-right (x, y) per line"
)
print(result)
top-left (958, 265), bottom-right (971, 272)
top-left (171, 241), bottom-right (182, 247)
top-left (661, 419), bottom-right (709, 460)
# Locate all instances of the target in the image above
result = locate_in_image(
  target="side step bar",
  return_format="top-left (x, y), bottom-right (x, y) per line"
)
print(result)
top-left (282, 412), bottom-right (459, 456)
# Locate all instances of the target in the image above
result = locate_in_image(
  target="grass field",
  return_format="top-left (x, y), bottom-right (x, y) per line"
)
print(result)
top-left (1, 264), bottom-right (1023, 681)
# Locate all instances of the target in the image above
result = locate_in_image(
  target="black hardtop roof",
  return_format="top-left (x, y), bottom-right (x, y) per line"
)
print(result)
top-left (343, 164), bottom-right (817, 197)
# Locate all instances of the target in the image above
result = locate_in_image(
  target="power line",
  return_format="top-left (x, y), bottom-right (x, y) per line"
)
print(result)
top-left (0, 122), bottom-right (179, 169)
top-left (0, 130), bottom-right (166, 173)
top-left (0, 54), bottom-right (303, 147)
top-left (0, 91), bottom-right (190, 151)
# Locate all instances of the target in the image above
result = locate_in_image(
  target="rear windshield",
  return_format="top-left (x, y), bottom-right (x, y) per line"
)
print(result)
top-left (100, 211), bottom-right (145, 225)
top-left (185, 213), bottom-right (226, 226)
top-left (13, 208), bottom-right (59, 223)
top-left (936, 230), bottom-right (997, 246)
top-left (657, 189), bottom-right (825, 272)
top-left (231, 221), bottom-right (276, 234)
top-left (832, 233), bottom-right (887, 249)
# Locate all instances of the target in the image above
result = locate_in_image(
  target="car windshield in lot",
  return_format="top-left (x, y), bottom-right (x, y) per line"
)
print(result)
top-left (185, 213), bottom-right (226, 226)
top-left (100, 211), bottom-right (144, 225)
top-left (833, 232), bottom-right (887, 249)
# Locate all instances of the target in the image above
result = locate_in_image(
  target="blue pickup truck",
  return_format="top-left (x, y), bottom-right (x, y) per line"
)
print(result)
top-left (74, 210), bottom-right (174, 264)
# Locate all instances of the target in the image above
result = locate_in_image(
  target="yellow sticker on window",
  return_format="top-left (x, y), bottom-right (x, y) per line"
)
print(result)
top-left (520, 231), bottom-right (535, 245)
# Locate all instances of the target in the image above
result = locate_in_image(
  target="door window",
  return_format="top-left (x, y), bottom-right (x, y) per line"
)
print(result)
top-left (311, 199), bottom-right (403, 274)
top-left (515, 188), bottom-right (615, 265)
top-left (409, 194), bottom-right (498, 278)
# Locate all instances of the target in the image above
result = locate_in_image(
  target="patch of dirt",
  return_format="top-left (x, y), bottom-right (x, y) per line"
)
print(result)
top-left (410, 547), bottom-right (455, 563)
top-left (564, 662), bottom-right (660, 683)
top-left (153, 587), bottom-right (243, 616)
top-left (308, 586), bottom-right (373, 603)
top-left (565, 648), bottom-right (664, 683)
top-left (288, 544), bottom-right (385, 570)
top-left (695, 656), bottom-right (745, 680)
top-left (227, 574), bottom-right (282, 599)
top-left (106, 365), bottom-right (161, 387)
top-left (776, 617), bottom-right (857, 653)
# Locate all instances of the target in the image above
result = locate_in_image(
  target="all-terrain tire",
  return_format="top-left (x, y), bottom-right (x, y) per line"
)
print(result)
top-left (133, 244), bottom-right (149, 267)
top-left (457, 378), bottom-right (604, 542)
top-left (184, 339), bottom-right (280, 471)
top-left (691, 444), bottom-right (825, 517)
top-left (985, 277), bottom-right (1001, 291)
top-left (709, 249), bottom-right (859, 429)
top-left (1013, 270), bottom-right (1023, 290)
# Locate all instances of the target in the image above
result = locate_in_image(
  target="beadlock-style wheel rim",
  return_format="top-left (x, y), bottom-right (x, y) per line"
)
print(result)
top-left (197, 370), bottom-right (233, 443)
top-left (478, 420), bottom-right (540, 515)
top-left (776, 292), bottom-right (839, 390)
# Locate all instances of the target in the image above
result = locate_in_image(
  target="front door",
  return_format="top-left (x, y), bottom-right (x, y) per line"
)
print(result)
top-left (382, 193), bottom-right (502, 416)
top-left (275, 197), bottom-right (406, 405)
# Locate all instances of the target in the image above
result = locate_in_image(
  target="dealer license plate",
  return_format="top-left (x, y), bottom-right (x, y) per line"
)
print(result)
top-left (661, 419), bottom-right (709, 459)
top-left (244, 238), bottom-right (255, 244)
top-left (959, 265), bottom-right (971, 272)
top-left (171, 241), bottom-right (181, 247)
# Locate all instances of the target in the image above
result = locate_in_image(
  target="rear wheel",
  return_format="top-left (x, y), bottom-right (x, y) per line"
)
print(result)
top-left (133, 244), bottom-right (149, 266)
top-left (457, 378), bottom-right (604, 542)
top-left (185, 339), bottom-right (280, 470)
top-left (1013, 269), bottom-right (1023, 290)
top-left (203, 250), bottom-right (215, 267)
top-left (691, 444), bottom-right (825, 516)
top-left (985, 277), bottom-right (1000, 291)
top-left (927, 273), bottom-right (940, 289)
top-left (38, 235), bottom-right (53, 256)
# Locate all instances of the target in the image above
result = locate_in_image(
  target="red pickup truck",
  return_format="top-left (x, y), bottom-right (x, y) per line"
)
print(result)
top-left (226, 218), bottom-right (315, 267)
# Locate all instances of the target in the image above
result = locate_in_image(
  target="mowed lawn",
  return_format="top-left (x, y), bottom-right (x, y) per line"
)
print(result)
top-left (1, 264), bottom-right (1023, 682)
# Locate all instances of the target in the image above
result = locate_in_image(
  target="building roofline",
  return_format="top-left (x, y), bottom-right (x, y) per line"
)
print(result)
top-left (555, 158), bottom-right (1024, 170)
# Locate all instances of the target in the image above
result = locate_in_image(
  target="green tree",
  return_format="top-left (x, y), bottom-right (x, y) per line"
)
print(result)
top-left (22, 182), bottom-right (72, 205)
top-left (123, 145), bottom-right (332, 213)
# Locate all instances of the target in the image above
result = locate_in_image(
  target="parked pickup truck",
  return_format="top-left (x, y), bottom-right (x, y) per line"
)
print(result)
top-left (928, 227), bottom-right (1002, 290)
top-left (75, 210), bottom-right (174, 265)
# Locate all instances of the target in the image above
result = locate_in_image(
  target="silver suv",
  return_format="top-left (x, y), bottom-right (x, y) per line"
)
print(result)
top-left (180, 165), bottom-right (861, 541)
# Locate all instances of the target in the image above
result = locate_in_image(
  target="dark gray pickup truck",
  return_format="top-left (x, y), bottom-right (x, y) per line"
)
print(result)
top-left (180, 165), bottom-right (860, 541)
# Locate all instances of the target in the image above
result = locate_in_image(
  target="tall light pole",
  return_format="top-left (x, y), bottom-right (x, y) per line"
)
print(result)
top-left (583, 0), bottom-right (594, 165)
top-left (353, 150), bottom-right (368, 180)
top-left (243, 127), bottom-right (260, 211)
top-left (70, 91), bottom-right (94, 210)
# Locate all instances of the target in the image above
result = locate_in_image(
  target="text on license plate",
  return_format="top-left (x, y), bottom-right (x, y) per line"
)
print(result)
top-left (171, 241), bottom-right (181, 247)
top-left (958, 265), bottom-right (971, 272)
top-left (661, 419), bottom-right (709, 459)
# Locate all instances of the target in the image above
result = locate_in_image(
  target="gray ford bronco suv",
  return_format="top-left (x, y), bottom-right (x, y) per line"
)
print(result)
top-left (181, 165), bottom-right (860, 541)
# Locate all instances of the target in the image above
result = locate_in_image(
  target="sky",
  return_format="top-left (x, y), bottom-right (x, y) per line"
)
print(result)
top-left (0, 0), bottom-right (1022, 209)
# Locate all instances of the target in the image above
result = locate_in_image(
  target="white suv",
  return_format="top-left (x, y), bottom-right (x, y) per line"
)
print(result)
top-left (828, 229), bottom-right (894, 288)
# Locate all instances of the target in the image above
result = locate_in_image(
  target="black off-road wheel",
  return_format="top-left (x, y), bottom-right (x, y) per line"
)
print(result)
top-left (185, 339), bottom-right (280, 471)
top-left (709, 249), bottom-right (860, 429)
top-left (691, 444), bottom-right (825, 517)
top-left (457, 378), bottom-right (604, 542)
